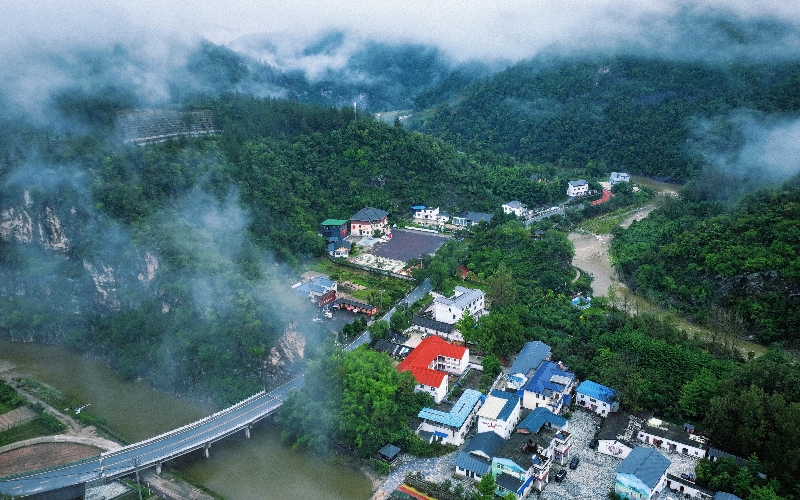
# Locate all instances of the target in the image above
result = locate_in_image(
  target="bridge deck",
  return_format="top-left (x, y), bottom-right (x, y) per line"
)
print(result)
top-left (0, 375), bottom-right (303, 498)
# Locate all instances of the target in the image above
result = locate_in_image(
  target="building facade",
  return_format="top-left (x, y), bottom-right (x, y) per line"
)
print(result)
top-left (433, 286), bottom-right (485, 324)
top-left (350, 207), bottom-right (390, 236)
top-left (567, 180), bottom-right (589, 197)
top-left (576, 380), bottom-right (619, 416)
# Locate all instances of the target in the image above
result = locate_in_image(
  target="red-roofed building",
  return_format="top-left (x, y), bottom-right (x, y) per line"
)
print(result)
top-left (397, 336), bottom-right (469, 403)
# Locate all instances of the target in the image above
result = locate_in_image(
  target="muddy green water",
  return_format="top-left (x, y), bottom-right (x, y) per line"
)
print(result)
top-left (0, 341), bottom-right (372, 500)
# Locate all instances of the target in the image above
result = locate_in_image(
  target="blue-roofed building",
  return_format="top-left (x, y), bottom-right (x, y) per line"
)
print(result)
top-left (576, 380), bottom-right (619, 416)
top-left (506, 341), bottom-right (552, 391)
top-left (522, 361), bottom-right (575, 414)
top-left (454, 432), bottom-right (506, 481)
top-left (516, 407), bottom-right (573, 466)
top-left (416, 389), bottom-right (483, 446)
top-left (615, 447), bottom-right (670, 500)
top-left (477, 390), bottom-right (521, 438)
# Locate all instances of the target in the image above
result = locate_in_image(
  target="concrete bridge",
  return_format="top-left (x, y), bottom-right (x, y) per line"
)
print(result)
top-left (0, 375), bottom-right (304, 499)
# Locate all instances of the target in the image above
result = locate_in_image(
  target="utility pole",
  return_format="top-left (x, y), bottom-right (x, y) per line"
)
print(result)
top-left (133, 456), bottom-right (143, 500)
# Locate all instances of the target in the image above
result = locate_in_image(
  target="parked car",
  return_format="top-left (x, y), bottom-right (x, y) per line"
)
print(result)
top-left (555, 469), bottom-right (567, 482)
top-left (569, 456), bottom-right (580, 469)
top-left (589, 438), bottom-right (599, 449)
top-left (681, 473), bottom-right (695, 482)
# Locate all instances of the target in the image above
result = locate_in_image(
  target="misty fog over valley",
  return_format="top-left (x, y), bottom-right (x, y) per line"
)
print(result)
top-left (2, 1), bottom-right (800, 499)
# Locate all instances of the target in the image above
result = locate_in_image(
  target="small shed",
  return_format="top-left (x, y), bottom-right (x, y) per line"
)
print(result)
top-left (378, 443), bottom-right (402, 463)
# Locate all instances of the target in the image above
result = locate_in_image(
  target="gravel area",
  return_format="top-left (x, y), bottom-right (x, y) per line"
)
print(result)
top-left (542, 409), bottom-right (702, 500)
top-left (85, 481), bottom-right (130, 500)
top-left (375, 408), bottom-right (703, 500)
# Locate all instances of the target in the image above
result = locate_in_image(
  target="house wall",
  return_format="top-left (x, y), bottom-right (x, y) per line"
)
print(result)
top-left (615, 472), bottom-right (653, 500)
top-left (598, 439), bottom-right (633, 459)
top-left (665, 478), bottom-right (713, 499)
top-left (416, 379), bottom-right (448, 404)
top-left (522, 390), bottom-right (562, 412)
top-left (567, 183), bottom-right (589, 197)
top-left (351, 217), bottom-right (388, 236)
top-left (455, 466), bottom-right (485, 481)
top-left (637, 430), bottom-right (707, 458)
top-left (418, 410), bottom-right (478, 446)
top-left (576, 392), bottom-right (619, 416)
top-left (478, 400), bottom-right (520, 439)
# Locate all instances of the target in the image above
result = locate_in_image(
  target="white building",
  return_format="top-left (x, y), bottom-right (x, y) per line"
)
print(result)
top-left (502, 201), bottom-right (526, 217)
top-left (638, 417), bottom-right (708, 458)
top-left (411, 205), bottom-right (450, 224)
top-left (567, 180), bottom-right (589, 197)
top-left (433, 286), bottom-right (485, 324)
top-left (397, 335), bottom-right (469, 404)
top-left (417, 389), bottom-right (483, 446)
top-left (477, 390), bottom-right (521, 439)
top-left (575, 380), bottom-right (619, 416)
top-left (610, 172), bottom-right (631, 185)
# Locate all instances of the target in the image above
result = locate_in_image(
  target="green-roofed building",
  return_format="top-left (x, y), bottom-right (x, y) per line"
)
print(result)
top-left (320, 219), bottom-right (350, 240)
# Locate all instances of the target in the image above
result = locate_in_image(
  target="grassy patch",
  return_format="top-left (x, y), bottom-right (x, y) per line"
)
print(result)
top-left (0, 380), bottom-right (25, 414)
top-left (0, 412), bottom-right (65, 447)
top-left (577, 207), bottom-right (632, 234)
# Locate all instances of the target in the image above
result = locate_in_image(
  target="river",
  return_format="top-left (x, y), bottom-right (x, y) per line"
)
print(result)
top-left (0, 341), bottom-right (373, 500)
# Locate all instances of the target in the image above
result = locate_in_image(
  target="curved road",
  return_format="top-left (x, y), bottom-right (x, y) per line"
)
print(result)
top-left (0, 375), bottom-right (304, 498)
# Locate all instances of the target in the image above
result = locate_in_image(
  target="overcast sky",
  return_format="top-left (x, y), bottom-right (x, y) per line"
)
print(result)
top-left (6, 0), bottom-right (800, 61)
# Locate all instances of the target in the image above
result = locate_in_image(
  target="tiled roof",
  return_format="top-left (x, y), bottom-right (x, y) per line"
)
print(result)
top-left (507, 341), bottom-right (551, 379)
top-left (418, 389), bottom-right (483, 428)
top-left (378, 443), bottom-right (401, 460)
top-left (504, 201), bottom-right (524, 209)
top-left (397, 335), bottom-right (467, 388)
top-left (576, 380), bottom-right (617, 403)
top-left (351, 207), bottom-right (388, 222)
top-left (714, 493), bottom-right (743, 500)
top-left (569, 179), bottom-right (588, 187)
top-left (411, 316), bottom-right (454, 334)
top-left (517, 407), bottom-right (566, 433)
top-left (616, 447), bottom-right (670, 490)
top-left (433, 286), bottom-right (484, 310)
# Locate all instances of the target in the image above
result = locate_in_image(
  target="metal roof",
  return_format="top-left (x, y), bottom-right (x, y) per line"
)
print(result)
top-left (478, 390), bottom-right (520, 421)
top-left (616, 447), bottom-right (670, 490)
top-left (454, 452), bottom-right (491, 476)
top-left (418, 389), bottom-right (483, 428)
top-left (517, 407), bottom-right (566, 433)
top-left (576, 380), bottom-right (617, 403)
top-left (507, 341), bottom-right (551, 380)
top-left (523, 361), bottom-right (574, 396)
top-left (463, 432), bottom-right (506, 457)
top-left (320, 219), bottom-right (348, 226)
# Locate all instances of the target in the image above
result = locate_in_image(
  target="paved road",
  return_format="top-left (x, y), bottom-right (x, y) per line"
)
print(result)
top-left (344, 278), bottom-right (432, 352)
top-left (0, 375), bottom-right (304, 498)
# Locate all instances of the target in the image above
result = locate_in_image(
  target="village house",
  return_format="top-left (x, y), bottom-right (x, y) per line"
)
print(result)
top-left (516, 407), bottom-right (572, 466)
top-left (433, 286), bottom-right (485, 324)
top-left (502, 201), bottom-right (526, 217)
top-left (455, 431), bottom-right (506, 481)
top-left (410, 315), bottom-right (461, 343)
top-left (319, 218), bottom-right (350, 240)
top-left (492, 433), bottom-right (548, 498)
top-left (411, 205), bottom-right (450, 224)
top-left (614, 447), bottom-right (671, 500)
top-left (575, 380), bottom-right (619, 416)
top-left (292, 276), bottom-right (337, 307)
top-left (610, 172), bottom-right (631, 185)
top-left (396, 335), bottom-right (469, 404)
top-left (331, 297), bottom-right (378, 317)
top-left (666, 473), bottom-right (714, 499)
top-left (476, 390), bottom-right (522, 439)
top-left (597, 411), bottom-right (642, 459)
top-left (521, 361), bottom-right (575, 413)
top-left (416, 389), bottom-right (483, 446)
top-left (567, 179), bottom-right (589, 197)
top-left (451, 211), bottom-right (493, 227)
top-left (637, 417), bottom-right (708, 458)
top-left (327, 239), bottom-right (351, 258)
top-left (350, 207), bottom-right (390, 237)
top-left (506, 341), bottom-right (552, 391)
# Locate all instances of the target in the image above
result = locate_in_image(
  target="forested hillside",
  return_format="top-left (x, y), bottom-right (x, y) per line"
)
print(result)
top-left (414, 56), bottom-right (800, 180)
top-left (611, 177), bottom-right (800, 345)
